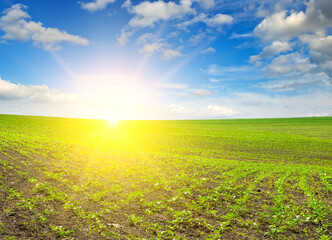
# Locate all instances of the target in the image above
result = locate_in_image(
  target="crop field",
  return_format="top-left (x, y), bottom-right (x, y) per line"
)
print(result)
top-left (0, 114), bottom-right (331, 239)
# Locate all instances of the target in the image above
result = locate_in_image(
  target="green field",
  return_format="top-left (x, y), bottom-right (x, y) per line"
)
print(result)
top-left (0, 114), bottom-right (331, 239)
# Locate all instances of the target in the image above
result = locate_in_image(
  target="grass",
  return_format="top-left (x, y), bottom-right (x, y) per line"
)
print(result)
top-left (0, 114), bottom-right (331, 239)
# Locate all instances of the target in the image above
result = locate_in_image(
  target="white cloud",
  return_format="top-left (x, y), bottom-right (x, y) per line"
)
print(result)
top-left (0, 77), bottom-right (137, 120)
top-left (0, 4), bottom-right (89, 50)
top-left (0, 4), bottom-right (30, 41)
top-left (121, 0), bottom-right (132, 9)
top-left (229, 32), bottom-right (252, 39)
top-left (209, 78), bottom-right (222, 83)
top-left (139, 42), bottom-right (166, 55)
top-left (117, 29), bottom-right (134, 46)
top-left (231, 91), bottom-right (332, 118)
top-left (80, 0), bottom-right (116, 12)
top-left (201, 47), bottom-right (215, 54)
top-left (158, 90), bottom-right (332, 119)
top-left (162, 49), bottom-right (183, 60)
top-left (249, 41), bottom-right (294, 63)
top-left (193, 89), bottom-right (212, 96)
top-left (254, 0), bottom-right (332, 43)
top-left (167, 31), bottom-right (180, 38)
top-left (162, 103), bottom-right (237, 119)
top-left (206, 13), bottom-right (233, 27)
top-left (0, 75), bottom-right (161, 120)
top-left (257, 77), bottom-right (324, 92)
top-left (177, 13), bottom-right (233, 30)
top-left (188, 30), bottom-right (206, 45)
top-left (254, 11), bottom-right (307, 42)
top-left (1, 77), bottom-right (331, 120)
top-left (165, 103), bottom-right (193, 115)
top-left (257, 51), bottom-right (332, 91)
top-left (250, 0), bottom-right (332, 88)
top-left (135, 32), bottom-right (183, 60)
top-left (176, 13), bottom-right (206, 30)
top-left (263, 52), bottom-right (316, 77)
top-left (206, 105), bottom-right (236, 116)
top-left (301, 32), bottom-right (332, 58)
top-left (0, 77), bottom-right (79, 103)
top-left (300, 31), bottom-right (332, 77)
top-left (253, 0), bottom-right (298, 18)
top-left (136, 32), bottom-right (157, 45)
top-left (273, 0), bottom-right (296, 12)
top-left (128, 0), bottom-right (195, 28)
top-left (205, 64), bottom-right (263, 82)
top-left (207, 64), bottom-right (252, 76)
top-left (135, 33), bottom-right (184, 60)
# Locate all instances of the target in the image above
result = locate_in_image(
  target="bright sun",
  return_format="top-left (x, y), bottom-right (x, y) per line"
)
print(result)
top-left (107, 117), bottom-right (119, 126)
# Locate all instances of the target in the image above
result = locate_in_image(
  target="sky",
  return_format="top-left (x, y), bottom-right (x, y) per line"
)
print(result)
top-left (0, 0), bottom-right (331, 120)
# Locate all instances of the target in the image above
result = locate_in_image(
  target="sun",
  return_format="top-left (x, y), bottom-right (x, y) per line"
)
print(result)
top-left (107, 116), bottom-right (119, 126)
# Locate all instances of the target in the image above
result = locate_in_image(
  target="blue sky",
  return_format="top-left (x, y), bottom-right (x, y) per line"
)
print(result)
top-left (0, 0), bottom-right (331, 120)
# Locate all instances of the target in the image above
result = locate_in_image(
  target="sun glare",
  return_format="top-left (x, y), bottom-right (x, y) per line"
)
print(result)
top-left (107, 117), bottom-right (119, 126)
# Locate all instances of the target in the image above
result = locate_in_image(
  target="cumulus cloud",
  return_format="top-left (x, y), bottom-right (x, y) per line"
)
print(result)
top-left (139, 42), bottom-right (166, 55)
top-left (300, 31), bottom-right (332, 76)
top-left (162, 49), bottom-right (183, 60)
top-left (120, 0), bottom-right (232, 49)
top-left (249, 0), bottom-right (332, 91)
top-left (121, 0), bottom-right (132, 9)
top-left (135, 33), bottom-right (183, 60)
top-left (263, 52), bottom-right (316, 77)
top-left (176, 13), bottom-right (205, 30)
top-left (254, 0), bottom-right (332, 43)
top-left (258, 51), bottom-right (332, 91)
top-left (177, 13), bottom-right (233, 30)
top-left (201, 47), bottom-right (216, 54)
top-left (117, 28), bottom-right (134, 45)
top-left (0, 4), bottom-right (89, 50)
top-left (206, 13), bottom-right (234, 26)
top-left (80, 0), bottom-right (116, 12)
top-left (301, 32), bottom-right (332, 59)
top-left (136, 32), bottom-right (157, 45)
top-left (205, 105), bottom-right (236, 117)
top-left (249, 41), bottom-right (294, 63)
top-left (254, 11), bottom-right (307, 42)
top-left (188, 31), bottom-right (207, 45)
top-left (0, 77), bottom-right (80, 103)
top-left (128, 0), bottom-right (195, 28)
